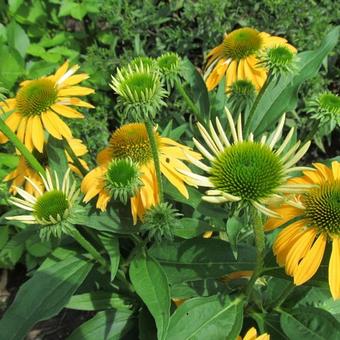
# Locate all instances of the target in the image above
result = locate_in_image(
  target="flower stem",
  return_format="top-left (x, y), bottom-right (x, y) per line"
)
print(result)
top-left (62, 137), bottom-right (88, 177)
top-left (174, 78), bottom-right (204, 123)
top-left (145, 120), bottom-right (163, 202)
top-left (69, 228), bottom-right (109, 270)
top-left (0, 117), bottom-right (45, 176)
top-left (303, 120), bottom-right (320, 144)
top-left (244, 73), bottom-right (273, 136)
top-left (246, 208), bottom-right (265, 301)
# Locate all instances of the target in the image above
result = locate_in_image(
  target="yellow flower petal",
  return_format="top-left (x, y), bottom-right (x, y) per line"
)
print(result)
top-left (51, 104), bottom-right (84, 118)
top-left (46, 111), bottom-right (72, 139)
top-left (331, 161), bottom-right (340, 180)
top-left (41, 111), bottom-right (62, 139)
top-left (24, 116), bottom-right (33, 151)
top-left (58, 86), bottom-right (95, 97)
top-left (329, 237), bottom-right (340, 300)
top-left (54, 60), bottom-right (69, 80)
top-left (294, 233), bottom-right (326, 285)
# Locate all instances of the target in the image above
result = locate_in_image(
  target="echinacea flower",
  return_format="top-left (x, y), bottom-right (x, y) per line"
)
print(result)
top-left (5, 138), bottom-right (88, 197)
top-left (157, 52), bottom-right (182, 89)
top-left (7, 169), bottom-right (82, 240)
top-left (265, 161), bottom-right (340, 299)
top-left (0, 61), bottom-right (94, 152)
top-left (81, 123), bottom-right (200, 224)
top-left (204, 27), bottom-right (296, 91)
top-left (237, 327), bottom-right (270, 340)
top-left (182, 108), bottom-right (311, 217)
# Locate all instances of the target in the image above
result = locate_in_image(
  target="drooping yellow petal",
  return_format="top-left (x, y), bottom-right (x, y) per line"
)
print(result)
top-left (54, 61), bottom-right (69, 80)
top-left (226, 60), bottom-right (238, 88)
top-left (31, 115), bottom-right (45, 153)
top-left (24, 116), bottom-right (34, 151)
top-left (41, 111), bottom-right (62, 139)
top-left (62, 73), bottom-right (89, 86)
top-left (331, 161), bottom-right (340, 180)
top-left (294, 233), bottom-right (326, 285)
top-left (329, 237), bottom-right (340, 300)
top-left (16, 117), bottom-right (27, 145)
top-left (46, 111), bottom-right (72, 139)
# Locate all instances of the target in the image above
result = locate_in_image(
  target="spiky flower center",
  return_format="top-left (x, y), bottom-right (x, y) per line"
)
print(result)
top-left (34, 190), bottom-right (69, 221)
top-left (108, 123), bottom-right (159, 165)
top-left (267, 46), bottom-right (293, 64)
top-left (158, 53), bottom-right (180, 71)
top-left (223, 28), bottom-right (263, 60)
top-left (229, 79), bottom-right (256, 98)
top-left (130, 56), bottom-right (156, 69)
top-left (303, 181), bottom-right (340, 235)
top-left (124, 73), bottom-right (156, 97)
top-left (16, 79), bottom-right (57, 116)
top-left (210, 142), bottom-right (284, 200)
top-left (319, 93), bottom-right (340, 115)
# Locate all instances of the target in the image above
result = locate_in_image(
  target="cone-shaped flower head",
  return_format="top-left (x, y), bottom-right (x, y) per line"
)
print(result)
top-left (182, 108), bottom-right (312, 217)
top-left (204, 27), bottom-right (296, 92)
top-left (110, 63), bottom-right (167, 120)
top-left (265, 161), bottom-right (340, 299)
top-left (7, 169), bottom-right (82, 240)
top-left (81, 123), bottom-right (200, 224)
top-left (0, 61), bottom-right (94, 152)
top-left (157, 52), bottom-right (182, 89)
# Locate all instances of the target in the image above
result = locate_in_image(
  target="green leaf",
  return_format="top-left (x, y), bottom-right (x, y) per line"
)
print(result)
top-left (82, 204), bottom-right (135, 234)
top-left (139, 307), bottom-right (157, 340)
top-left (46, 136), bottom-right (68, 179)
top-left (0, 226), bottom-right (9, 249)
top-left (247, 26), bottom-right (339, 136)
top-left (98, 232), bottom-right (120, 280)
top-left (25, 234), bottom-right (52, 257)
top-left (66, 291), bottom-right (132, 311)
top-left (149, 239), bottom-right (256, 284)
top-left (253, 313), bottom-right (287, 340)
top-left (226, 216), bottom-right (243, 257)
top-left (0, 45), bottom-right (24, 89)
top-left (173, 218), bottom-right (215, 239)
top-left (0, 248), bottom-right (93, 340)
top-left (280, 307), bottom-right (340, 340)
top-left (181, 58), bottom-right (210, 121)
top-left (8, 0), bottom-right (24, 14)
top-left (7, 21), bottom-right (30, 58)
top-left (68, 309), bottom-right (136, 340)
top-left (165, 295), bottom-right (244, 340)
top-left (130, 252), bottom-right (171, 340)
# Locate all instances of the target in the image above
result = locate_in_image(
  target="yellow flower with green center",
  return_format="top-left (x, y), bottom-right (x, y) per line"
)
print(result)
top-left (265, 161), bottom-right (340, 299)
top-left (7, 169), bottom-right (81, 240)
top-left (237, 327), bottom-right (270, 340)
top-left (182, 108), bottom-right (312, 217)
top-left (0, 61), bottom-right (94, 152)
top-left (204, 27), bottom-right (296, 92)
top-left (81, 123), bottom-right (200, 224)
top-left (5, 138), bottom-right (88, 197)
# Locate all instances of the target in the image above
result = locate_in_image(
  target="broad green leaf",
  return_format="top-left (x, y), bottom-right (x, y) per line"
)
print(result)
top-left (46, 136), bottom-right (68, 179)
top-left (246, 26), bottom-right (339, 136)
top-left (68, 309), bottom-right (136, 340)
top-left (280, 307), bottom-right (340, 340)
top-left (165, 295), bottom-right (244, 340)
top-left (25, 234), bottom-right (52, 257)
top-left (130, 252), bottom-right (171, 340)
top-left (0, 226), bottom-right (9, 249)
top-left (8, 0), bottom-right (24, 14)
top-left (149, 239), bottom-right (256, 284)
top-left (0, 45), bottom-right (24, 88)
top-left (0, 248), bottom-right (93, 340)
top-left (98, 232), bottom-right (120, 280)
top-left (181, 58), bottom-right (210, 121)
top-left (82, 204), bottom-right (135, 234)
top-left (7, 21), bottom-right (30, 57)
top-left (253, 313), bottom-right (287, 340)
top-left (173, 217), bottom-right (216, 239)
top-left (66, 291), bottom-right (132, 311)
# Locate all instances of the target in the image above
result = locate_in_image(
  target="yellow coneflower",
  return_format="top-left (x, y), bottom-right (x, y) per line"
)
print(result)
top-left (181, 108), bottom-right (311, 217)
top-left (237, 327), bottom-right (270, 340)
top-left (5, 138), bottom-right (88, 197)
top-left (265, 161), bottom-right (340, 299)
top-left (81, 123), bottom-right (200, 224)
top-left (0, 61), bottom-right (94, 152)
top-left (204, 27), bottom-right (296, 91)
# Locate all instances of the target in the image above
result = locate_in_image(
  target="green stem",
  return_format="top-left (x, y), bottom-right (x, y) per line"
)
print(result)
top-left (69, 228), bottom-right (109, 270)
top-left (62, 137), bottom-right (88, 177)
top-left (244, 73), bottom-right (273, 136)
top-left (0, 117), bottom-right (45, 176)
top-left (303, 120), bottom-right (320, 144)
top-left (246, 208), bottom-right (265, 301)
top-left (269, 281), bottom-right (295, 310)
top-left (145, 120), bottom-right (163, 202)
top-left (174, 78), bottom-right (204, 124)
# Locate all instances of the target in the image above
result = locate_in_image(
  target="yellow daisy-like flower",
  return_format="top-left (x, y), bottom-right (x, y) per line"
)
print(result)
top-left (81, 123), bottom-right (200, 224)
top-left (265, 161), bottom-right (340, 299)
top-left (0, 61), bottom-right (94, 152)
top-left (237, 327), bottom-right (270, 340)
top-left (204, 27), bottom-right (296, 91)
top-left (182, 108), bottom-right (311, 217)
top-left (5, 138), bottom-right (88, 197)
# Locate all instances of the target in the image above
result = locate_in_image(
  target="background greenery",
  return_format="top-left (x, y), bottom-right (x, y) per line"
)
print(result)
top-left (0, 0), bottom-right (339, 157)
